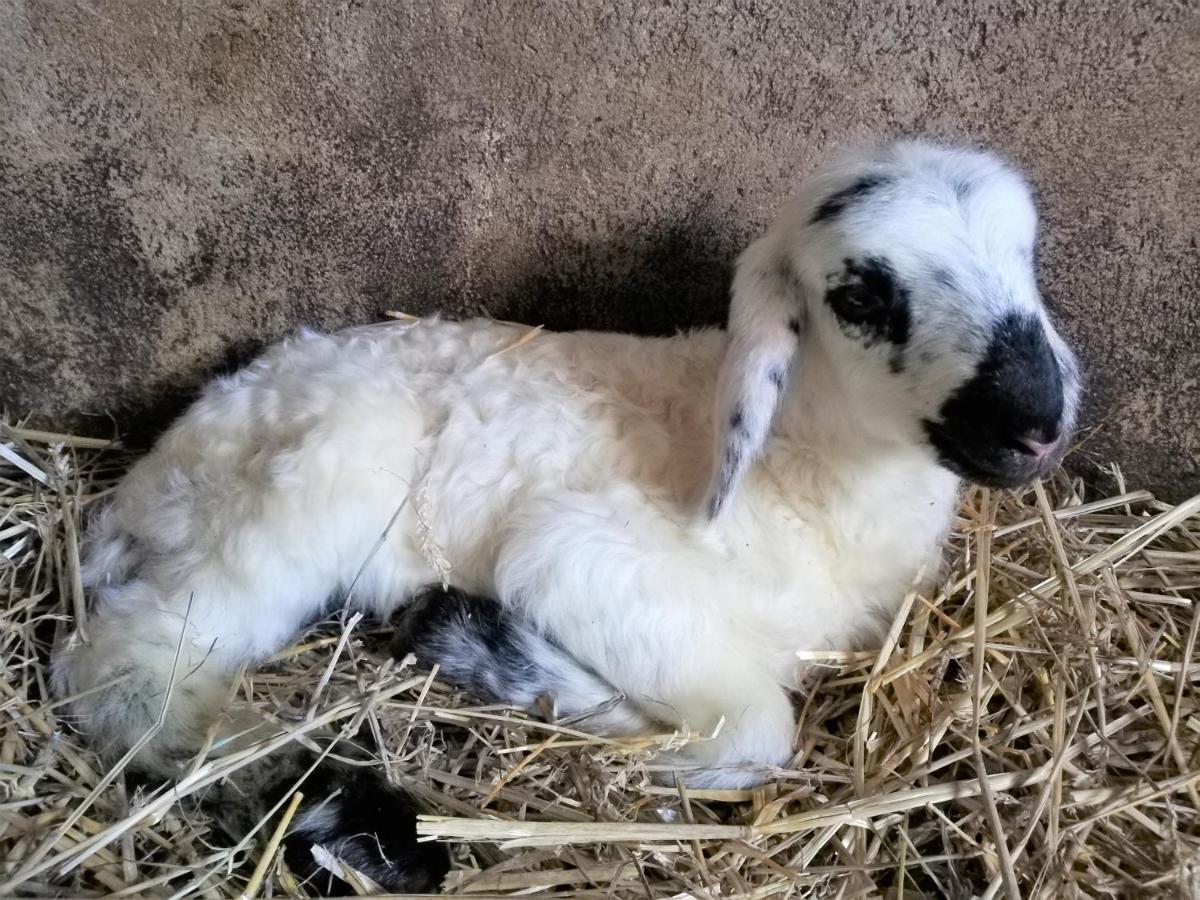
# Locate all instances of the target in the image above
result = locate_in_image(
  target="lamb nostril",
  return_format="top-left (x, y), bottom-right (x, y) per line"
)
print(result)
top-left (1018, 434), bottom-right (1059, 460)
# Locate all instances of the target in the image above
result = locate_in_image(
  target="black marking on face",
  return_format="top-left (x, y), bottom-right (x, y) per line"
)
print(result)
top-left (768, 365), bottom-right (787, 391)
top-left (811, 174), bottom-right (891, 224)
top-left (824, 257), bottom-right (911, 350)
top-left (788, 317), bottom-right (802, 336)
top-left (923, 312), bottom-right (1066, 488)
top-left (730, 407), bottom-right (746, 434)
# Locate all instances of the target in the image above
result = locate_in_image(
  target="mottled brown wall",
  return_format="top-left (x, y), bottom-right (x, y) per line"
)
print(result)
top-left (2, 1), bottom-right (1197, 498)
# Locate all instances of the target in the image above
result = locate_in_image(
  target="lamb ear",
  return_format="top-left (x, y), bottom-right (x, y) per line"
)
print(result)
top-left (704, 240), bottom-right (805, 519)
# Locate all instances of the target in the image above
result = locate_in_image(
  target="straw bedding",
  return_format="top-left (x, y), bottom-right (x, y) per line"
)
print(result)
top-left (1, 420), bottom-right (1198, 898)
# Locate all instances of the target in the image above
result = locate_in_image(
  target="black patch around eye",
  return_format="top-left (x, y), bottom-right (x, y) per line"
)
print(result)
top-left (811, 174), bottom-right (891, 224)
top-left (824, 257), bottom-right (911, 349)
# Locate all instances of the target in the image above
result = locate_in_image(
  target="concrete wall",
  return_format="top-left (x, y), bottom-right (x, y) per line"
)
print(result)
top-left (2, 1), bottom-right (1197, 498)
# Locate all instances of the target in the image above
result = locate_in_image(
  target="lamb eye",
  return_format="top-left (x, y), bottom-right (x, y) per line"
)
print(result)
top-left (830, 285), bottom-right (887, 321)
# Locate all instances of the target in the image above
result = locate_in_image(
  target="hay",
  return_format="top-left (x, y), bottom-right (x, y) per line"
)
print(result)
top-left (1, 418), bottom-right (1198, 898)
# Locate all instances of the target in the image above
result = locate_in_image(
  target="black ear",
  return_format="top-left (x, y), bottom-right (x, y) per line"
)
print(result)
top-left (705, 239), bottom-right (804, 519)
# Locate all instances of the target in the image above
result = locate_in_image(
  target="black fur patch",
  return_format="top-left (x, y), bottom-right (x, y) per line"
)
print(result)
top-left (392, 585), bottom-right (550, 703)
top-left (788, 317), bottom-right (802, 336)
top-left (768, 365), bottom-right (787, 390)
top-left (924, 312), bottom-right (1065, 488)
top-left (284, 758), bottom-right (448, 895)
top-left (708, 444), bottom-right (742, 519)
top-left (824, 257), bottom-right (911, 349)
top-left (393, 585), bottom-right (640, 729)
top-left (811, 175), bottom-right (891, 224)
top-left (207, 745), bottom-right (448, 894)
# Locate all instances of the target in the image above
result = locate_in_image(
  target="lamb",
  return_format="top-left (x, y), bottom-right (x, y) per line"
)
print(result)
top-left (50, 138), bottom-right (1080, 893)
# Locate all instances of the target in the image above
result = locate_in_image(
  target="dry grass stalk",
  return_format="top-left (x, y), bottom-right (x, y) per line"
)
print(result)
top-left (1, 418), bottom-right (1198, 898)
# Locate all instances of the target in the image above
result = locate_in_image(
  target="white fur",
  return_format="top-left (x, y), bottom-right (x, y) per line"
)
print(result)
top-left (53, 140), bottom-right (1079, 786)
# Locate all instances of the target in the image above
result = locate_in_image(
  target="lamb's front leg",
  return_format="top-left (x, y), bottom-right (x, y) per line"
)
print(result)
top-left (581, 613), bottom-right (796, 787)
top-left (488, 497), bottom-right (798, 787)
top-left (642, 662), bottom-right (797, 788)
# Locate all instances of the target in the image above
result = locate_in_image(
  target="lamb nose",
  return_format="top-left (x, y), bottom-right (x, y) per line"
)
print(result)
top-left (1018, 433), bottom-right (1059, 459)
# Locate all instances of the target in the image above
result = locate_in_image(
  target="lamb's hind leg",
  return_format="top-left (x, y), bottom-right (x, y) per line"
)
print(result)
top-left (206, 733), bottom-right (447, 895)
top-left (392, 585), bottom-right (654, 734)
top-left (51, 590), bottom-right (244, 773)
top-left (52, 582), bottom-right (450, 894)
